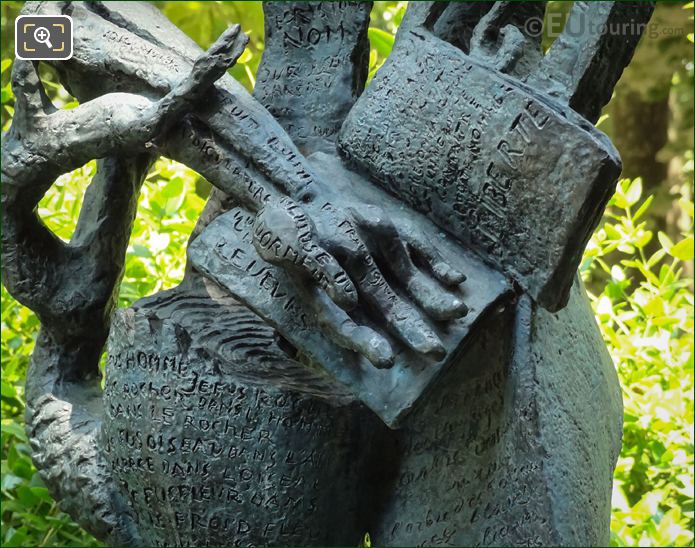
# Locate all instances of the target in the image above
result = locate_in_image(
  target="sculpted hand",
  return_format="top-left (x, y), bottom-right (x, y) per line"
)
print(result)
top-left (252, 197), bottom-right (467, 368)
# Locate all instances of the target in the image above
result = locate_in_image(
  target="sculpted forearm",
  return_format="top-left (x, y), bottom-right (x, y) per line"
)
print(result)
top-left (37, 2), bottom-right (320, 202)
top-left (2, 22), bottom-right (247, 329)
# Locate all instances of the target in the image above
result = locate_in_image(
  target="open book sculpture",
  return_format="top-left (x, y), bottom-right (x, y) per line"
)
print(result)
top-left (2, 2), bottom-right (654, 546)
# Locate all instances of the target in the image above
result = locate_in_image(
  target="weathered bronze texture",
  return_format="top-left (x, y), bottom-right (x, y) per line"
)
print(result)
top-left (1, 2), bottom-right (654, 546)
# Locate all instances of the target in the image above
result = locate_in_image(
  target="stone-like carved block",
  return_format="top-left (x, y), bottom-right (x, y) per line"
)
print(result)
top-left (189, 153), bottom-right (513, 426)
top-left (339, 28), bottom-right (621, 311)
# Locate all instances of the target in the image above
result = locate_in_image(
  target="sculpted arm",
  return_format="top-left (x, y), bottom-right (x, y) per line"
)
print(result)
top-left (2, 25), bottom-right (248, 317)
top-left (33, 1), bottom-right (471, 367)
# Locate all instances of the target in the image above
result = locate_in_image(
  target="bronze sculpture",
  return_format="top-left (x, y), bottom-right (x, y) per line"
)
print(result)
top-left (2, 2), bottom-right (655, 546)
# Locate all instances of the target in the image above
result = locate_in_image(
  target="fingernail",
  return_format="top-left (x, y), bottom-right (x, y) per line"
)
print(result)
top-left (446, 268), bottom-right (467, 285)
top-left (428, 341), bottom-right (446, 361)
top-left (449, 298), bottom-right (469, 317)
top-left (407, 327), bottom-right (445, 360)
top-left (369, 337), bottom-right (394, 369)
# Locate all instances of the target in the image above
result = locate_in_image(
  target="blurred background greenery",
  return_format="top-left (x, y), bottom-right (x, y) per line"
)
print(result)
top-left (1, 2), bottom-right (693, 547)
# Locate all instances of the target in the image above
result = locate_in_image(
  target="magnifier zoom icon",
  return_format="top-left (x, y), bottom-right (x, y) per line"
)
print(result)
top-left (33, 26), bottom-right (53, 49)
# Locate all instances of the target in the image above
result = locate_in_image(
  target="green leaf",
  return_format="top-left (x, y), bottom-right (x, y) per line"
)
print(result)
top-left (368, 27), bottom-right (395, 57)
top-left (612, 179), bottom-right (631, 209)
top-left (16, 484), bottom-right (40, 507)
top-left (132, 244), bottom-right (152, 258)
top-left (1, 473), bottom-right (24, 491)
top-left (647, 248), bottom-right (667, 268)
top-left (1, 379), bottom-right (17, 399)
top-left (161, 176), bottom-right (185, 199)
top-left (605, 223), bottom-right (622, 240)
top-left (1, 420), bottom-right (27, 441)
top-left (29, 486), bottom-right (51, 503)
top-left (5, 527), bottom-right (28, 547)
top-left (611, 265), bottom-right (626, 282)
top-left (625, 178), bottom-right (643, 206)
top-left (658, 231), bottom-right (674, 251)
top-left (635, 230), bottom-right (653, 249)
top-left (165, 194), bottom-right (186, 216)
top-left (596, 113), bottom-right (610, 128)
top-left (126, 261), bottom-right (148, 279)
top-left (633, 195), bottom-right (654, 223)
top-left (1, 84), bottom-right (14, 104)
top-left (669, 236), bottom-right (694, 261)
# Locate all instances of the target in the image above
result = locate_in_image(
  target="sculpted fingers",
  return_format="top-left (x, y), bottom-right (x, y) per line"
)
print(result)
top-left (253, 198), bottom-right (357, 310)
top-left (11, 60), bottom-right (54, 130)
top-left (357, 262), bottom-right (446, 359)
top-left (351, 206), bottom-right (467, 320)
top-left (405, 231), bottom-right (467, 287)
top-left (468, 2), bottom-right (545, 76)
top-left (325, 207), bottom-right (445, 358)
top-left (405, 274), bottom-right (468, 321)
top-left (256, 200), bottom-right (443, 362)
top-left (302, 286), bottom-right (394, 369)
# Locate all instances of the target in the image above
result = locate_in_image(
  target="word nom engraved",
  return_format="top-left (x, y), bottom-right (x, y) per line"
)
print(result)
top-left (255, 2), bottom-right (371, 153)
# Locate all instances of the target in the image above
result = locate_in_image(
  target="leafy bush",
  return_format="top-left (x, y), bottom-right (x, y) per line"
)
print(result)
top-left (582, 179), bottom-right (694, 547)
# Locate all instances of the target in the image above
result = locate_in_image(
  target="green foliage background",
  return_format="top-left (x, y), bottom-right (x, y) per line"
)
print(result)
top-left (1, 2), bottom-right (693, 547)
